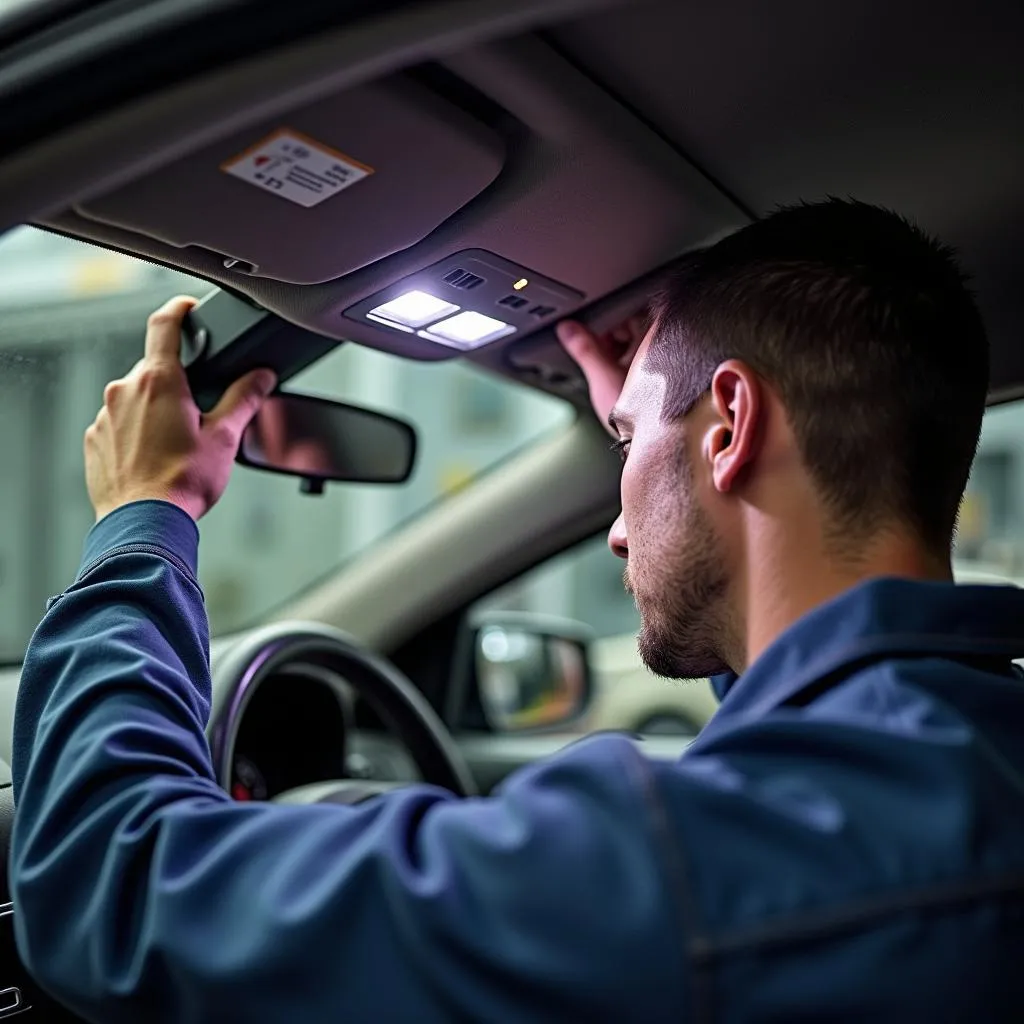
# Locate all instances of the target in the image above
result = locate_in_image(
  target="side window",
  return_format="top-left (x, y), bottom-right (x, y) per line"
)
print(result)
top-left (470, 534), bottom-right (718, 738)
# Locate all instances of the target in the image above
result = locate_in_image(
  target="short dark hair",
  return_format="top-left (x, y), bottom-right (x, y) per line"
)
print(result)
top-left (646, 198), bottom-right (989, 553)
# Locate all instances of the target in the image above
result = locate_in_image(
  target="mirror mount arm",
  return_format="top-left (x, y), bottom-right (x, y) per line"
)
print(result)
top-left (299, 478), bottom-right (326, 496)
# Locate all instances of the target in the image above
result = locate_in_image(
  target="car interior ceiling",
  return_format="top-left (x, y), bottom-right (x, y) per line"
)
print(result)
top-left (1, 0), bottom-right (1020, 410)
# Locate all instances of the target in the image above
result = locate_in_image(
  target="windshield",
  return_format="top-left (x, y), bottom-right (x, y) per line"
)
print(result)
top-left (0, 228), bottom-right (573, 661)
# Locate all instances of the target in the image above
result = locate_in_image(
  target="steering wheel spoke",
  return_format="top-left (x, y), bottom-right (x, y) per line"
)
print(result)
top-left (271, 779), bottom-right (404, 806)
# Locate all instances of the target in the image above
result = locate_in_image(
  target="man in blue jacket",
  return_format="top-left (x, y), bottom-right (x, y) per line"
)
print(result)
top-left (11, 199), bottom-right (1024, 1021)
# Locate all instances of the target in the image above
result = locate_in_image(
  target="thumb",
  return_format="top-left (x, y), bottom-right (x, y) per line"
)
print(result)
top-left (207, 368), bottom-right (277, 440)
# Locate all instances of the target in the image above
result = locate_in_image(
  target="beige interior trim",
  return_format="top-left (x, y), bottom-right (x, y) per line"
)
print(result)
top-left (276, 415), bottom-right (620, 651)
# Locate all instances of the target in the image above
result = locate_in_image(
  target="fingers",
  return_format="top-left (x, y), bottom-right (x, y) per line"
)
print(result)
top-left (557, 315), bottom-right (645, 432)
top-left (627, 313), bottom-right (649, 343)
top-left (618, 314), bottom-right (648, 366)
top-left (254, 394), bottom-right (287, 460)
top-left (206, 368), bottom-right (277, 442)
top-left (556, 321), bottom-right (611, 398)
top-left (557, 314), bottom-right (649, 365)
top-left (556, 320), bottom-right (603, 364)
top-left (144, 296), bottom-right (198, 365)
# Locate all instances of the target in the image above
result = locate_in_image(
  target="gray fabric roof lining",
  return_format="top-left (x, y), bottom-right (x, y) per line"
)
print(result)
top-left (37, 0), bottom-right (1024, 399)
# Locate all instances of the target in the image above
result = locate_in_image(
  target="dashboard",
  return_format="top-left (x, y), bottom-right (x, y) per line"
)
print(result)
top-left (229, 664), bottom-right (419, 802)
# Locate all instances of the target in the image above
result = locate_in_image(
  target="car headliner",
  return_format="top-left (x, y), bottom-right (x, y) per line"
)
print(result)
top-left (0, 0), bottom-right (1020, 402)
top-left (551, 0), bottom-right (1024, 397)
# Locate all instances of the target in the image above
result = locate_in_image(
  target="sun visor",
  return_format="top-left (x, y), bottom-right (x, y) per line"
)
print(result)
top-left (72, 77), bottom-right (505, 285)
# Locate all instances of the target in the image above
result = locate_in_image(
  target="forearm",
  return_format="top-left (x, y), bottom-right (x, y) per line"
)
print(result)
top-left (13, 500), bottom-right (217, 797)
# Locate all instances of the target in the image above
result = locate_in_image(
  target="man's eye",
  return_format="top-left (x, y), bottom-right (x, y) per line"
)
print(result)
top-left (610, 438), bottom-right (631, 463)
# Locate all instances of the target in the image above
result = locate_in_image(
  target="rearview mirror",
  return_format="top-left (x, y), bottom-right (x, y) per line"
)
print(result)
top-left (237, 391), bottom-right (416, 489)
top-left (472, 613), bottom-right (594, 733)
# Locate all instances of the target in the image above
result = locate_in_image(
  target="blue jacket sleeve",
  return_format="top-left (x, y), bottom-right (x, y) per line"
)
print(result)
top-left (9, 502), bottom-right (688, 1024)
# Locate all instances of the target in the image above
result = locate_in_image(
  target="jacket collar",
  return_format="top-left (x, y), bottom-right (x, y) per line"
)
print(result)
top-left (703, 577), bottom-right (1024, 736)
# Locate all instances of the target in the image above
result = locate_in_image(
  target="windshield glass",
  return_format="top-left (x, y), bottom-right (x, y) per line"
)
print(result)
top-left (0, 228), bottom-right (573, 661)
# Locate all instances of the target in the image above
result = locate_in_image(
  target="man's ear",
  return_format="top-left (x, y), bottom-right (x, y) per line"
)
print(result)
top-left (704, 360), bottom-right (763, 494)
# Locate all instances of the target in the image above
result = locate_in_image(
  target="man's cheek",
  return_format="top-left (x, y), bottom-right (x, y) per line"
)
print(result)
top-left (621, 468), bottom-right (658, 570)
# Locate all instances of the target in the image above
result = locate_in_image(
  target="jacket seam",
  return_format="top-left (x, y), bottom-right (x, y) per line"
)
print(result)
top-left (687, 869), bottom-right (1024, 963)
top-left (48, 543), bottom-right (202, 610)
top-left (620, 745), bottom-right (716, 1024)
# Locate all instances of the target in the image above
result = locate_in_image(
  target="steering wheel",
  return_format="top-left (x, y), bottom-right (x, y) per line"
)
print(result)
top-left (207, 622), bottom-right (477, 804)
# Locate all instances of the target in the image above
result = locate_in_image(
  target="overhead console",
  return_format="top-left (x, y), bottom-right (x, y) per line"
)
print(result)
top-left (342, 248), bottom-right (581, 357)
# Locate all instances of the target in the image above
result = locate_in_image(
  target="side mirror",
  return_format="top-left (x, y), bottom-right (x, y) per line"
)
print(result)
top-left (470, 612), bottom-right (594, 733)
top-left (237, 390), bottom-right (417, 490)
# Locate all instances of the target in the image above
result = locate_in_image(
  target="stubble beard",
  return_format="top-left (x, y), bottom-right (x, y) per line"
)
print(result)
top-left (626, 468), bottom-right (731, 680)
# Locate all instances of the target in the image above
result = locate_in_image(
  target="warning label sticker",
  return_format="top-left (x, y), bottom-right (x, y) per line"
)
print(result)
top-left (221, 129), bottom-right (373, 208)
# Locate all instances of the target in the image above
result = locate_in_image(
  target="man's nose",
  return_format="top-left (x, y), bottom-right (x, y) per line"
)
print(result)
top-left (608, 513), bottom-right (628, 560)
